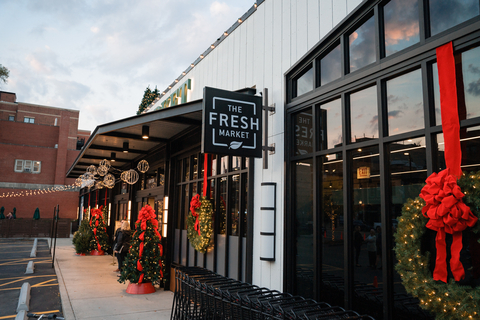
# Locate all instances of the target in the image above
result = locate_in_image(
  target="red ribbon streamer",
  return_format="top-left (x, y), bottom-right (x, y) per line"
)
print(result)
top-left (104, 189), bottom-right (107, 207)
top-left (135, 204), bottom-right (163, 284)
top-left (419, 42), bottom-right (479, 283)
top-left (437, 42), bottom-right (462, 179)
top-left (190, 194), bottom-right (202, 235)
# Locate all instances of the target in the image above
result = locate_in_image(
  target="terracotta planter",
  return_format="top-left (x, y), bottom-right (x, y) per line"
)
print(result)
top-left (90, 249), bottom-right (104, 255)
top-left (126, 282), bottom-right (156, 294)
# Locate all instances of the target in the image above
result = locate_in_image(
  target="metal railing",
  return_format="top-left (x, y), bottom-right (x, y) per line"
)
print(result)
top-left (171, 266), bottom-right (375, 320)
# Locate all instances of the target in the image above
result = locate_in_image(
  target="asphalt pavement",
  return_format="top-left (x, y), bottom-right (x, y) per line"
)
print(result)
top-left (0, 237), bottom-right (174, 320)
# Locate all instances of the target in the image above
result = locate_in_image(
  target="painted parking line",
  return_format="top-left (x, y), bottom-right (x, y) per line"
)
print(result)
top-left (0, 310), bottom-right (60, 320)
top-left (0, 258), bottom-right (51, 266)
top-left (0, 275), bottom-right (56, 287)
top-left (0, 283), bottom-right (58, 292)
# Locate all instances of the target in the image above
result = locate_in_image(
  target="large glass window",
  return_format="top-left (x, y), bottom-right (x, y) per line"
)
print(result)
top-left (318, 98), bottom-right (342, 149)
top-left (461, 46), bottom-right (480, 120)
top-left (320, 44), bottom-right (342, 86)
top-left (436, 125), bottom-right (480, 172)
top-left (386, 69), bottom-right (424, 135)
top-left (383, 0), bottom-right (420, 56)
top-left (295, 66), bottom-right (314, 97)
top-left (294, 108), bottom-right (314, 155)
top-left (349, 16), bottom-right (376, 73)
top-left (229, 175), bottom-right (240, 236)
top-left (294, 159), bottom-right (314, 298)
top-left (350, 86), bottom-right (378, 142)
top-left (429, 0), bottom-right (479, 36)
top-left (320, 153), bottom-right (344, 306)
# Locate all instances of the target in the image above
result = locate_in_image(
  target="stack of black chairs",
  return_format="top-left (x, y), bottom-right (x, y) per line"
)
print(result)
top-left (171, 266), bottom-right (376, 320)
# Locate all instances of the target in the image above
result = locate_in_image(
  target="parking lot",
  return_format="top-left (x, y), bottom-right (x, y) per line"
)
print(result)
top-left (0, 238), bottom-right (63, 319)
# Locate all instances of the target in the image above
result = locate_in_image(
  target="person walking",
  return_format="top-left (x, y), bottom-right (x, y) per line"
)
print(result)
top-left (113, 221), bottom-right (131, 272)
top-left (365, 229), bottom-right (377, 269)
top-left (354, 225), bottom-right (364, 267)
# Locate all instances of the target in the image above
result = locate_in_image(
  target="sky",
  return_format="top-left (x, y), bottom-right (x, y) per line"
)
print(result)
top-left (0, 0), bottom-right (254, 132)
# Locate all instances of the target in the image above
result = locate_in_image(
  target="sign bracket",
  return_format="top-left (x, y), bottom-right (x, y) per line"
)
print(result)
top-left (262, 88), bottom-right (276, 169)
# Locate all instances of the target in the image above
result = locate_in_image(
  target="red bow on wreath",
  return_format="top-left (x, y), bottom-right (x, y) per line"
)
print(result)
top-left (420, 169), bottom-right (477, 282)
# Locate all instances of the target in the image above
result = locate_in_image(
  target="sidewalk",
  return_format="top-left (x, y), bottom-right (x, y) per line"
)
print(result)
top-left (52, 238), bottom-right (174, 320)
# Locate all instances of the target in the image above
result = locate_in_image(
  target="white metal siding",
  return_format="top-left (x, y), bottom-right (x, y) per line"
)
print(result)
top-left (154, 0), bottom-right (363, 291)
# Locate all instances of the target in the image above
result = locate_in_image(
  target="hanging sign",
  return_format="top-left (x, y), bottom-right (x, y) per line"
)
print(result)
top-left (202, 87), bottom-right (262, 158)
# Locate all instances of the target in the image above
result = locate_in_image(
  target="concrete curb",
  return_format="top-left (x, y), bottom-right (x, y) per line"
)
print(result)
top-left (30, 238), bottom-right (37, 258)
top-left (16, 282), bottom-right (31, 312)
top-left (25, 261), bottom-right (35, 274)
top-left (54, 256), bottom-right (75, 320)
top-left (15, 310), bottom-right (27, 320)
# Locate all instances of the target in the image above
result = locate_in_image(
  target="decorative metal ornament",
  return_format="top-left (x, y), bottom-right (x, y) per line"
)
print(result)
top-left (103, 174), bottom-right (115, 189)
top-left (75, 177), bottom-right (83, 187)
top-left (86, 165), bottom-right (97, 175)
top-left (125, 169), bottom-right (139, 185)
top-left (99, 159), bottom-right (111, 169)
top-left (120, 171), bottom-right (128, 182)
top-left (97, 165), bottom-right (109, 176)
top-left (137, 160), bottom-right (150, 173)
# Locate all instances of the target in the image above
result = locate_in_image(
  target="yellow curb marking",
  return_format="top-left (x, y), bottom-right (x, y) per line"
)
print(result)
top-left (0, 283), bottom-right (58, 292)
top-left (0, 310), bottom-right (60, 320)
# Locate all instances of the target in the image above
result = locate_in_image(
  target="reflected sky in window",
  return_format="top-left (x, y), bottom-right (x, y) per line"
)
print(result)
top-left (462, 46), bottom-right (480, 119)
top-left (350, 86), bottom-right (378, 142)
top-left (430, 0), bottom-right (479, 36)
top-left (320, 99), bottom-right (342, 149)
top-left (349, 16), bottom-right (376, 73)
top-left (384, 0), bottom-right (419, 56)
top-left (321, 44), bottom-right (341, 86)
top-left (432, 63), bottom-right (442, 126)
top-left (296, 67), bottom-right (314, 97)
top-left (387, 69), bottom-right (424, 135)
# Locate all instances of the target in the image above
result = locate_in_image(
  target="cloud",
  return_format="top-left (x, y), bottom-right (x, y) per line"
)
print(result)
top-left (468, 64), bottom-right (480, 74)
top-left (467, 78), bottom-right (480, 96)
top-left (26, 48), bottom-right (70, 76)
top-left (349, 16), bottom-right (375, 71)
top-left (384, 0), bottom-right (419, 46)
top-left (388, 110), bottom-right (404, 119)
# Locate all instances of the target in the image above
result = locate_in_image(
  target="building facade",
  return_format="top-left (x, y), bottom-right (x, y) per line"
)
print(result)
top-left (0, 91), bottom-right (90, 220)
top-left (68, 0), bottom-right (480, 319)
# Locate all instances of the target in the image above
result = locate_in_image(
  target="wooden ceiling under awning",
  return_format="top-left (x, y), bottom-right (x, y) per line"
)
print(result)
top-left (66, 99), bottom-right (203, 179)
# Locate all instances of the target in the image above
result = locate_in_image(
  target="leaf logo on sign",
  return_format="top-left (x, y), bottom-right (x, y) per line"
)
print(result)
top-left (229, 141), bottom-right (243, 149)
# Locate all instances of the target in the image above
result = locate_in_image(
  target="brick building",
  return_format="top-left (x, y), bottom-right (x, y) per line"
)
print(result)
top-left (0, 91), bottom-right (90, 220)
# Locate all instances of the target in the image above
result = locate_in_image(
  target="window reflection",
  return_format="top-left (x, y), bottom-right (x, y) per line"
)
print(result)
top-left (320, 154), bottom-right (344, 306)
top-left (349, 16), bottom-right (376, 72)
top-left (318, 99), bottom-right (342, 149)
top-left (389, 137), bottom-right (427, 308)
top-left (321, 44), bottom-right (342, 86)
top-left (295, 66), bottom-right (314, 97)
top-left (350, 86), bottom-right (378, 142)
top-left (429, 0), bottom-right (479, 36)
top-left (432, 63), bottom-right (442, 126)
top-left (219, 177), bottom-right (227, 234)
top-left (461, 46), bottom-right (480, 120)
top-left (230, 175), bottom-right (240, 236)
top-left (437, 125), bottom-right (480, 172)
top-left (387, 69), bottom-right (424, 136)
top-left (384, 0), bottom-right (419, 56)
top-left (294, 159), bottom-right (313, 298)
top-left (294, 108), bottom-right (313, 155)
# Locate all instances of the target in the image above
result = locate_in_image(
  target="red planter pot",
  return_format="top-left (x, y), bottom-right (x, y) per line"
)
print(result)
top-left (75, 253), bottom-right (86, 256)
top-left (90, 250), bottom-right (104, 256)
top-left (126, 282), bottom-right (156, 294)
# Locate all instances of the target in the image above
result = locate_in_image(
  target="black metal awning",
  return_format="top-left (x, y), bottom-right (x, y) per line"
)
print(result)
top-left (66, 99), bottom-right (202, 179)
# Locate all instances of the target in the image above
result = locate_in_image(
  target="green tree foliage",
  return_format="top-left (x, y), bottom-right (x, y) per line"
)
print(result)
top-left (0, 207), bottom-right (5, 219)
top-left (136, 86), bottom-right (160, 115)
top-left (89, 206), bottom-right (110, 252)
top-left (119, 205), bottom-right (163, 284)
top-left (0, 64), bottom-right (9, 86)
top-left (33, 207), bottom-right (40, 220)
top-left (72, 219), bottom-right (93, 254)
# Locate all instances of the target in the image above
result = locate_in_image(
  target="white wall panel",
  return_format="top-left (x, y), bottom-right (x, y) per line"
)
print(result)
top-left (152, 0), bottom-right (363, 292)
top-left (320, 0), bottom-right (333, 39)
top-left (307, 0), bottom-right (321, 49)
top-left (333, 0), bottom-right (348, 27)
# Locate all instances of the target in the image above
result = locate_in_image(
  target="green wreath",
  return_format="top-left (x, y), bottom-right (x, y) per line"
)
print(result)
top-left (395, 172), bottom-right (480, 320)
top-left (187, 195), bottom-right (213, 253)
